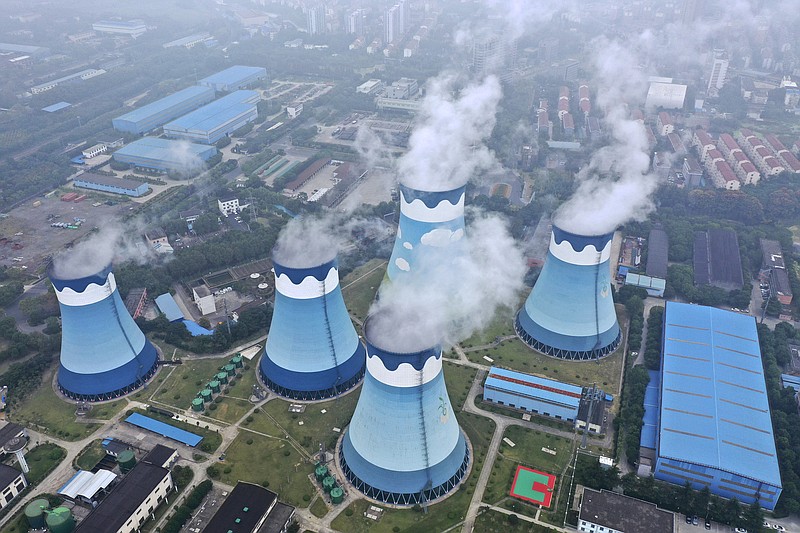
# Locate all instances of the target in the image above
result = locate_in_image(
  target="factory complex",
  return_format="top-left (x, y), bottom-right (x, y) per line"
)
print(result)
top-left (112, 137), bottom-right (217, 173)
top-left (163, 90), bottom-right (260, 144)
top-left (198, 65), bottom-right (267, 92)
top-left (112, 85), bottom-right (216, 134)
top-left (642, 302), bottom-right (781, 510)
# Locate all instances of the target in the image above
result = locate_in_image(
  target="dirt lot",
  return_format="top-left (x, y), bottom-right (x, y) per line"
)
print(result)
top-left (337, 169), bottom-right (394, 210)
top-left (0, 194), bottom-right (128, 272)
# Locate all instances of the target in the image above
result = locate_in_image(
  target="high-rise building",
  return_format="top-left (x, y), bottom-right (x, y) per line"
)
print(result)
top-left (346, 9), bottom-right (365, 36)
top-left (472, 33), bottom-right (516, 78)
top-left (385, 4), bottom-right (401, 44)
top-left (707, 49), bottom-right (729, 95)
top-left (306, 5), bottom-right (326, 36)
top-left (681, 0), bottom-right (698, 25)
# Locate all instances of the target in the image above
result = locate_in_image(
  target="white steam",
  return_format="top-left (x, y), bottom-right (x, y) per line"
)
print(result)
top-left (367, 212), bottom-right (526, 352)
top-left (167, 140), bottom-right (208, 176)
top-left (398, 73), bottom-right (502, 191)
top-left (51, 222), bottom-right (155, 279)
top-left (555, 38), bottom-right (658, 235)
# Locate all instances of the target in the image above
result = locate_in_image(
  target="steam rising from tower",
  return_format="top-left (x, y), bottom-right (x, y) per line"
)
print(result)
top-left (51, 266), bottom-right (159, 400)
top-left (516, 225), bottom-right (620, 360)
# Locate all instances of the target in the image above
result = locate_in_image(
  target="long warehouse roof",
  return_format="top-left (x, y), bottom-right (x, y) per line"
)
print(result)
top-left (114, 137), bottom-right (215, 161)
top-left (115, 85), bottom-right (215, 124)
top-left (199, 65), bottom-right (265, 86)
top-left (164, 90), bottom-right (258, 133)
top-left (658, 302), bottom-right (781, 487)
top-left (485, 366), bottom-right (582, 408)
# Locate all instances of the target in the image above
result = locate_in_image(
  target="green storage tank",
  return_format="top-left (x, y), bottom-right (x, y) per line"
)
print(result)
top-left (209, 380), bottom-right (221, 393)
top-left (117, 449), bottom-right (137, 472)
top-left (231, 355), bottom-right (243, 368)
top-left (24, 498), bottom-right (49, 530)
top-left (46, 507), bottom-right (75, 533)
top-left (191, 398), bottom-right (205, 412)
top-left (200, 389), bottom-right (213, 402)
top-left (314, 464), bottom-right (328, 481)
top-left (330, 486), bottom-right (344, 504)
top-left (223, 364), bottom-right (236, 377)
top-left (322, 476), bottom-right (336, 493)
top-left (215, 372), bottom-right (228, 384)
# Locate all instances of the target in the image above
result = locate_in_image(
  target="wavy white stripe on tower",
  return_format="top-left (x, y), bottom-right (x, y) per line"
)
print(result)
top-left (366, 353), bottom-right (442, 387)
top-left (54, 273), bottom-right (117, 307)
top-left (548, 234), bottom-right (612, 266)
top-left (274, 266), bottom-right (339, 300)
top-left (400, 193), bottom-right (465, 223)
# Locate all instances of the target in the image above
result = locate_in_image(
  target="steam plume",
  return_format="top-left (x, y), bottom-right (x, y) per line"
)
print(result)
top-left (51, 222), bottom-right (154, 279)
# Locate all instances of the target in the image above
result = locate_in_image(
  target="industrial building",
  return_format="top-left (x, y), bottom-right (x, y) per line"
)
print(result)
top-left (651, 302), bottom-right (781, 510)
top-left (163, 90), bottom-right (260, 144)
top-left (92, 20), bottom-right (147, 37)
top-left (50, 265), bottom-right (159, 401)
top-left (260, 254), bottom-right (365, 400)
top-left (578, 488), bottom-right (674, 533)
top-left (199, 65), bottom-right (267, 92)
top-left (387, 183), bottom-right (466, 280)
top-left (341, 315), bottom-right (469, 505)
top-left (0, 42), bottom-right (50, 58)
top-left (483, 367), bottom-right (582, 421)
top-left (73, 173), bottom-right (150, 197)
top-left (203, 482), bottom-right (295, 533)
top-left (646, 228), bottom-right (669, 279)
top-left (644, 82), bottom-right (687, 110)
top-left (74, 461), bottom-right (173, 532)
top-left (0, 464), bottom-right (26, 510)
top-left (58, 469), bottom-right (117, 505)
top-left (112, 137), bottom-right (217, 173)
top-left (624, 273), bottom-right (666, 297)
top-left (693, 229), bottom-right (743, 290)
top-left (112, 85), bottom-right (216, 134)
top-left (30, 68), bottom-right (106, 94)
top-left (517, 225), bottom-right (621, 360)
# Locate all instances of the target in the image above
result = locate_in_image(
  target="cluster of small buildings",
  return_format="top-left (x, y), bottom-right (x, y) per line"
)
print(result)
top-left (691, 127), bottom-right (800, 190)
top-left (618, 228), bottom-right (668, 297)
top-left (374, 77), bottom-right (421, 112)
top-left (761, 239), bottom-right (794, 320)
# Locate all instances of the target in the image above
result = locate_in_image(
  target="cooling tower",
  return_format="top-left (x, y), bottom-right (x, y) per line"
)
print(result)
top-left (51, 266), bottom-right (159, 401)
top-left (259, 256), bottom-right (365, 400)
top-left (516, 225), bottom-right (621, 360)
top-left (387, 183), bottom-right (466, 280)
top-left (339, 317), bottom-right (469, 505)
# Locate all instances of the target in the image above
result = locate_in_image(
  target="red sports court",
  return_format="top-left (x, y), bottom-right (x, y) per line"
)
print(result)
top-left (509, 466), bottom-right (556, 508)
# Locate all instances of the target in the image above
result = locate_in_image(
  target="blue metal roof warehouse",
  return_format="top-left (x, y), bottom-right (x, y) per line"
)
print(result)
top-left (199, 65), bottom-right (267, 92)
top-left (163, 90), bottom-right (260, 144)
top-left (483, 366), bottom-right (582, 421)
top-left (112, 86), bottom-right (215, 134)
top-left (654, 302), bottom-right (781, 510)
top-left (124, 413), bottom-right (202, 447)
top-left (154, 293), bottom-right (184, 322)
top-left (73, 173), bottom-right (150, 197)
top-left (112, 138), bottom-right (217, 173)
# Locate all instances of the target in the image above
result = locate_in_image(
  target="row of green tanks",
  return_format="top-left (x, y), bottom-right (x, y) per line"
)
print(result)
top-left (25, 499), bottom-right (75, 532)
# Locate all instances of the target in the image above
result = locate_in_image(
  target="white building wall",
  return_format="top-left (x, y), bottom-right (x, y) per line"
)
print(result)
top-left (119, 473), bottom-right (173, 533)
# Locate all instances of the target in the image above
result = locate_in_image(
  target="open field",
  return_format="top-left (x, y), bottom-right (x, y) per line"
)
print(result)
top-left (75, 439), bottom-right (106, 471)
top-left (473, 509), bottom-right (559, 532)
top-left (340, 259), bottom-right (386, 322)
top-left (444, 361), bottom-right (477, 411)
top-left (150, 356), bottom-right (243, 411)
top-left (206, 396), bottom-right (253, 424)
top-left (331, 411), bottom-right (496, 533)
top-left (11, 369), bottom-right (126, 440)
top-left (310, 497), bottom-right (329, 518)
top-left (216, 431), bottom-right (314, 508)
top-left (25, 443), bottom-right (67, 484)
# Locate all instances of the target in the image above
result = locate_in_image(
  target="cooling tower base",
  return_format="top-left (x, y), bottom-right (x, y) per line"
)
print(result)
top-left (338, 433), bottom-right (470, 506)
top-left (514, 313), bottom-right (621, 361)
top-left (258, 364), bottom-right (365, 401)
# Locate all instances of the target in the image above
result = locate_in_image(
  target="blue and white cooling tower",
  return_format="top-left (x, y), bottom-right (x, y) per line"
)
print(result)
top-left (340, 318), bottom-right (469, 505)
top-left (51, 266), bottom-right (159, 401)
top-left (515, 225), bottom-right (621, 360)
top-left (259, 256), bottom-right (365, 400)
top-left (387, 183), bottom-right (466, 280)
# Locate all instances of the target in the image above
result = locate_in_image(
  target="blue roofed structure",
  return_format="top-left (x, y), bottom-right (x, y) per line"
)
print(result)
top-left (112, 138), bottom-right (217, 173)
top-left (199, 65), bottom-right (267, 92)
top-left (483, 367), bottom-right (582, 421)
top-left (781, 374), bottom-right (800, 391)
top-left (42, 101), bottom-right (71, 112)
top-left (163, 90), bottom-right (260, 144)
top-left (640, 370), bottom-right (660, 450)
top-left (154, 293), bottom-right (184, 322)
top-left (124, 413), bottom-right (202, 447)
top-left (112, 86), bottom-right (216, 134)
top-left (654, 302), bottom-right (781, 510)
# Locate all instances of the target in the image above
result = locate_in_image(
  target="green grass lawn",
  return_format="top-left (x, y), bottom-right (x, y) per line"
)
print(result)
top-left (74, 440), bottom-right (106, 471)
top-left (128, 408), bottom-right (222, 454)
top-left (261, 388), bottom-right (362, 453)
top-left (310, 497), bottom-right (329, 518)
top-left (225, 365), bottom-right (257, 399)
top-left (459, 309), bottom-right (518, 347)
top-left (10, 369), bottom-right (125, 441)
top-left (216, 431), bottom-right (314, 508)
top-left (340, 259), bottom-right (386, 321)
top-left (206, 397), bottom-right (253, 424)
top-left (150, 357), bottom-right (232, 410)
top-left (24, 443), bottom-right (66, 484)
top-left (443, 361), bottom-right (477, 411)
top-left (331, 411), bottom-right (496, 533)
top-left (474, 509), bottom-right (559, 532)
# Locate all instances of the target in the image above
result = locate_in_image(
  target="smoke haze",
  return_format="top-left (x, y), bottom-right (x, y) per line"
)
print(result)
top-left (52, 222), bottom-right (155, 279)
top-left (367, 211), bottom-right (526, 353)
top-left (398, 73), bottom-right (502, 192)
